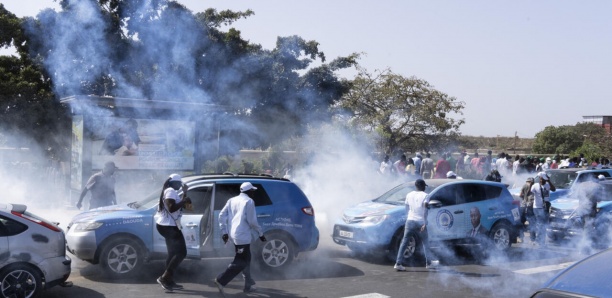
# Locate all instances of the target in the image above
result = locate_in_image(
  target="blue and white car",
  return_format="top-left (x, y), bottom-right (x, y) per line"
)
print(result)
top-left (510, 168), bottom-right (612, 202)
top-left (548, 179), bottom-right (612, 243)
top-left (333, 179), bottom-right (521, 262)
top-left (66, 174), bottom-right (319, 278)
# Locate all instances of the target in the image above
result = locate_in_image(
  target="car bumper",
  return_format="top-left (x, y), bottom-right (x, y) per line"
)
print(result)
top-left (547, 219), bottom-right (582, 237)
top-left (66, 228), bottom-right (98, 262)
top-left (40, 255), bottom-right (71, 289)
top-left (332, 223), bottom-right (394, 248)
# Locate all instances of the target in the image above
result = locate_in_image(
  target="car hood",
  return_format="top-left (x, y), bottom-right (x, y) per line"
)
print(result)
top-left (69, 203), bottom-right (142, 223)
top-left (342, 201), bottom-right (402, 217)
top-left (509, 187), bottom-right (568, 201)
top-left (551, 198), bottom-right (612, 210)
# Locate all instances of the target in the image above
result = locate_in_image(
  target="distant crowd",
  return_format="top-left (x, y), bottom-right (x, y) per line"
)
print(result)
top-left (379, 151), bottom-right (611, 183)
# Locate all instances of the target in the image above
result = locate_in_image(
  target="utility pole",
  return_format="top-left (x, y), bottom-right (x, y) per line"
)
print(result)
top-left (514, 131), bottom-right (518, 154)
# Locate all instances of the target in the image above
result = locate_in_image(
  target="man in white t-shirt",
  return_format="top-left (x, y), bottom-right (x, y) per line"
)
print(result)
top-left (530, 172), bottom-right (556, 247)
top-left (394, 179), bottom-right (439, 271)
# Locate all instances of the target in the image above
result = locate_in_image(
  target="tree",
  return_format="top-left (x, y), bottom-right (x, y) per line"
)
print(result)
top-left (18, 1), bottom-right (358, 153)
top-left (0, 4), bottom-right (70, 153)
top-left (335, 68), bottom-right (465, 154)
top-left (532, 122), bottom-right (607, 157)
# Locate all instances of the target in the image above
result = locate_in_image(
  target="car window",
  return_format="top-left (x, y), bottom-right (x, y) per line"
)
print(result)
top-left (429, 184), bottom-right (461, 206)
top-left (0, 215), bottom-right (28, 237)
top-left (547, 172), bottom-right (578, 189)
top-left (184, 186), bottom-right (212, 214)
top-left (460, 184), bottom-right (502, 203)
top-left (577, 172), bottom-right (610, 183)
top-left (214, 183), bottom-right (272, 210)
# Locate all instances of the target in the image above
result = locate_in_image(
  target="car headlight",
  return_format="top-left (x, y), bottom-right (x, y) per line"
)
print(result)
top-left (362, 215), bottom-right (388, 225)
top-left (72, 221), bottom-right (104, 231)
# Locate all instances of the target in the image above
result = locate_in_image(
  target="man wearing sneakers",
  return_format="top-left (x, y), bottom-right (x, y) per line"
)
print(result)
top-left (214, 182), bottom-right (266, 296)
top-left (394, 179), bottom-right (439, 271)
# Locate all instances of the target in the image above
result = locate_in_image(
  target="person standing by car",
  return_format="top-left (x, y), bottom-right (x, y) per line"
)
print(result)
top-left (574, 175), bottom-right (604, 244)
top-left (214, 182), bottom-right (266, 295)
top-left (531, 172), bottom-right (556, 247)
top-left (519, 177), bottom-right (535, 243)
top-left (155, 174), bottom-right (192, 291)
top-left (76, 161), bottom-right (118, 210)
top-left (394, 179), bottom-right (439, 271)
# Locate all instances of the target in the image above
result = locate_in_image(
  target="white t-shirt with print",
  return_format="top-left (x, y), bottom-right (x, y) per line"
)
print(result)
top-left (155, 187), bottom-right (183, 226)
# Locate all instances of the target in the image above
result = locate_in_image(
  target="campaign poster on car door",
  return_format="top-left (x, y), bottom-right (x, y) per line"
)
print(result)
top-left (91, 117), bottom-right (195, 170)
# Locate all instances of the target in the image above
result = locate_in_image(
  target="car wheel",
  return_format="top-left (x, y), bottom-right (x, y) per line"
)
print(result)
top-left (0, 264), bottom-right (42, 298)
top-left (255, 233), bottom-right (295, 269)
top-left (388, 229), bottom-right (419, 264)
top-left (489, 222), bottom-right (512, 251)
top-left (547, 231), bottom-right (562, 242)
top-left (99, 237), bottom-right (144, 278)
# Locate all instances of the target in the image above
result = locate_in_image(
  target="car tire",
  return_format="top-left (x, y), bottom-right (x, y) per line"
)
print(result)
top-left (547, 231), bottom-right (563, 242)
top-left (99, 237), bottom-right (144, 278)
top-left (489, 222), bottom-right (512, 251)
top-left (0, 263), bottom-right (43, 298)
top-left (255, 233), bottom-right (295, 269)
top-left (388, 229), bottom-right (419, 264)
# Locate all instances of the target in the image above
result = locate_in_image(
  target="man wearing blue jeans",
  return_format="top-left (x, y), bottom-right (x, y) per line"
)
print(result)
top-left (531, 172), bottom-right (555, 247)
top-left (394, 179), bottom-right (439, 271)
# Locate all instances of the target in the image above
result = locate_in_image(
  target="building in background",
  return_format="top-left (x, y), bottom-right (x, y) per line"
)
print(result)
top-left (583, 115), bottom-right (612, 134)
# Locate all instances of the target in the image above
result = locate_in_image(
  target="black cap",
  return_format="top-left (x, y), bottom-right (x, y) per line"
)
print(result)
top-left (415, 179), bottom-right (428, 188)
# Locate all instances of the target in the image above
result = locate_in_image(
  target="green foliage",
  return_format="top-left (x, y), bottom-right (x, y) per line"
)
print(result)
top-left (335, 67), bottom-right (465, 154)
top-left (532, 123), bottom-right (607, 156)
top-left (0, 4), bottom-right (69, 151)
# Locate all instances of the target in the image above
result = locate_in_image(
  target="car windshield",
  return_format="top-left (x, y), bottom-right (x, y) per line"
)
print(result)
top-left (547, 171), bottom-right (578, 189)
top-left (373, 183), bottom-right (435, 205)
top-left (128, 188), bottom-right (163, 209)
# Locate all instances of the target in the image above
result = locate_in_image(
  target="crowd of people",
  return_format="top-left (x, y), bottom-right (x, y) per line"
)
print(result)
top-left (379, 151), bottom-right (611, 184)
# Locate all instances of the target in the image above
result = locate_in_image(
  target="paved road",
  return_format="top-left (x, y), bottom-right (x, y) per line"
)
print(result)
top-left (42, 235), bottom-right (590, 298)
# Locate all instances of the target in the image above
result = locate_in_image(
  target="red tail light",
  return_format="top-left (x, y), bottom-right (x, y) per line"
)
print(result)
top-left (302, 207), bottom-right (315, 216)
top-left (12, 211), bottom-right (61, 232)
top-left (511, 200), bottom-right (521, 207)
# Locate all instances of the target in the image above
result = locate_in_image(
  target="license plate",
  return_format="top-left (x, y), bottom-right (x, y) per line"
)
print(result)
top-left (339, 230), bottom-right (353, 238)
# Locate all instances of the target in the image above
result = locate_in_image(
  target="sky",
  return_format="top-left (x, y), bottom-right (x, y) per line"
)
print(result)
top-left (3, 0), bottom-right (612, 138)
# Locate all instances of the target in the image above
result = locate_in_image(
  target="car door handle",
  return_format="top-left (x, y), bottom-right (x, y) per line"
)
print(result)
top-left (489, 207), bottom-right (497, 210)
top-left (258, 214), bottom-right (271, 218)
top-left (185, 223), bottom-right (198, 228)
top-left (454, 210), bottom-right (463, 214)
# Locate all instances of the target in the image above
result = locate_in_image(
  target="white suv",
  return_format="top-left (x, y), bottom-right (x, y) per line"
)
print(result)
top-left (0, 203), bottom-right (71, 298)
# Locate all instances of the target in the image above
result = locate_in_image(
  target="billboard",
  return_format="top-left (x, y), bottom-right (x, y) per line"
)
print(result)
top-left (91, 117), bottom-right (195, 170)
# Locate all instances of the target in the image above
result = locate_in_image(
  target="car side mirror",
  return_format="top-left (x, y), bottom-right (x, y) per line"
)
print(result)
top-left (428, 200), bottom-right (442, 208)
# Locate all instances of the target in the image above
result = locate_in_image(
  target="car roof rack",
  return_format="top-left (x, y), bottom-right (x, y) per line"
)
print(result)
top-left (183, 173), bottom-right (289, 182)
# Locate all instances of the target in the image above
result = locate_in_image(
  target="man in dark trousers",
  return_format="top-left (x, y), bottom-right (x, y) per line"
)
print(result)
top-left (214, 182), bottom-right (266, 295)
top-left (76, 161), bottom-right (117, 210)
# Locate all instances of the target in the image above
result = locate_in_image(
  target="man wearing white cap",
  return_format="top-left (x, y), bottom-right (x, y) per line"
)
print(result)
top-left (215, 182), bottom-right (266, 295)
top-left (530, 172), bottom-right (556, 247)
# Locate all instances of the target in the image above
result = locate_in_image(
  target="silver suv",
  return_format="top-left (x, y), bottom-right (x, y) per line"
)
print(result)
top-left (0, 203), bottom-right (71, 298)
